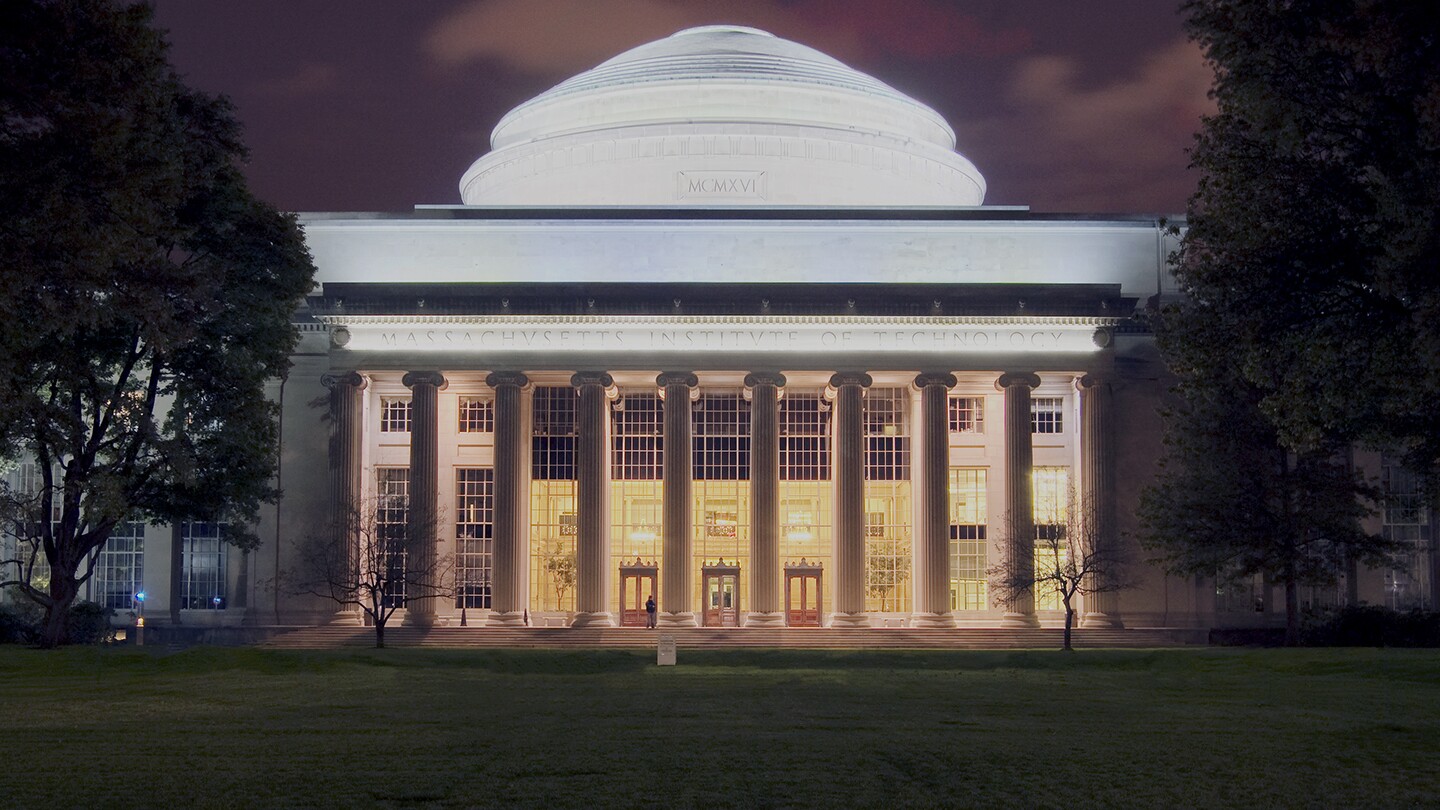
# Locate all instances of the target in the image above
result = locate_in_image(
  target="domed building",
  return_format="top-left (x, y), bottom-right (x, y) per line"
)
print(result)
top-left (61, 26), bottom-right (1416, 639)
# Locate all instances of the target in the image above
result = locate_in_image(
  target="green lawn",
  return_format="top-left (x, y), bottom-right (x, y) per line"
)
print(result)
top-left (1, 646), bottom-right (1437, 808)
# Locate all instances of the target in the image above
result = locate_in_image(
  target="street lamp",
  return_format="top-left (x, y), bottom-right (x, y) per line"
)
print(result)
top-left (133, 591), bottom-right (146, 646)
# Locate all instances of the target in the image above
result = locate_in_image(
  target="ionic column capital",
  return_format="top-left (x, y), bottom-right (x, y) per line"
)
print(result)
top-left (1076, 373), bottom-right (1112, 391)
top-left (570, 371), bottom-right (615, 391)
top-left (995, 371), bottom-right (1042, 392)
top-left (485, 371), bottom-right (529, 389)
top-left (828, 371), bottom-right (873, 389)
top-left (320, 371), bottom-right (367, 391)
top-left (655, 371), bottom-right (699, 389)
top-left (402, 370), bottom-right (448, 390)
top-left (743, 371), bottom-right (787, 390)
top-left (913, 371), bottom-right (957, 390)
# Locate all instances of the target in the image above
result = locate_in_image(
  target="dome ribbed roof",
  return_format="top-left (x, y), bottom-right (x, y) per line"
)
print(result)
top-left (460, 26), bottom-right (985, 207)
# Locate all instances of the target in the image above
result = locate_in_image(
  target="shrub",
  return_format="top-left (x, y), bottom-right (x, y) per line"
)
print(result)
top-left (66, 601), bottom-right (116, 645)
top-left (0, 595), bottom-right (42, 644)
top-left (0, 595), bottom-right (115, 645)
top-left (1301, 605), bottom-right (1440, 647)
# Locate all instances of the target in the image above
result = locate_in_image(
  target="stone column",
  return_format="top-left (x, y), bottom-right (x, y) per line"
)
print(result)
top-left (1078, 375), bottom-right (1124, 628)
top-left (321, 371), bottom-right (367, 625)
top-left (571, 371), bottom-right (617, 628)
top-left (913, 372), bottom-right (957, 628)
top-left (997, 372), bottom-right (1042, 628)
top-left (487, 372), bottom-right (530, 626)
top-left (745, 372), bottom-right (786, 628)
top-left (402, 370), bottom-right (446, 627)
top-left (658, 371), bottom-right (699, 627)
top-left (829, 371), bottom-right (872, 628)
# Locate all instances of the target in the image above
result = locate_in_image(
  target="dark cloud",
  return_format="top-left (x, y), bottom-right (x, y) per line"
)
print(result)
top-left (425, 0), bottom-right (1032, 73)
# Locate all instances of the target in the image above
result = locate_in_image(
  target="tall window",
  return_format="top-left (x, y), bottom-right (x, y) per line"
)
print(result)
top-left (375, 468), bottom-right (409, 608)
top-left (612, 394), bottom-right (663, 610)
top-left (532, 387), bottom-right (577, 612)
top-left (380, 398), bottom-right (412, 433)
top-left (780, 394), bottom-right (830, 481)
top-left (948, 396), bottom-right (985, 434)
top-left (779, 393), bottom-right (832, 612)
top-left (949, 469), bottom-right (988, 611)
top-left (864, 388), bottom-right (912, 613)
top-left (180, 521), bottom-right (226, 609)
top-left (693, 394), bottom-right (750, 481)
top-left (693, 395), bottom-right (750, 606)
top-left (1382, 453), bottom-right (1432, 609)
top-left (455, 468), bottom-right (493, 609)
top-left (3, 463), bottom-right (53, 588)
top-left (1032, 467), bottom-right (1069, 611)
top-left (457, 397), bottom-right (494, 434)
top-left (1031, 397), bottom-right (1064, 434)
top-left (93, 521), bottom-right (144, 610)
top-left (613, 394), bottom-right (663, 480)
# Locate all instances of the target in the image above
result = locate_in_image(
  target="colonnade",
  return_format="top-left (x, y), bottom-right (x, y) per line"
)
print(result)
top-left (323, 369), bottom-right (1120, 628)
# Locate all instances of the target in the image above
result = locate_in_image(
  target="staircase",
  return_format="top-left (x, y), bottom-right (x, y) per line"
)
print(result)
top-left (260, 625), bottom-right (1205, 650)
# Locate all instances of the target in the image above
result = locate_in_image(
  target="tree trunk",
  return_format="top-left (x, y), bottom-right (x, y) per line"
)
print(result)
top-left (374, 621), bottom-right (385, 649)
top-left (1063, 601), bottom-right (1075, 651)
top-left (40, 573), bottom-right (80, 648)
top-left (170, 522), bottom-right (184, 625)
top-left (1284, 576), bottom-right (1300, 646)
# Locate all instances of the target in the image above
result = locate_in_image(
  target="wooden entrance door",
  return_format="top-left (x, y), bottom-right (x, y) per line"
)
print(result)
top-left (785, 560), bottom-right (823, 627)
top-left (700, 561), bottom-right (741, 627)
top-left (619, 559), bottom-right (658, 627)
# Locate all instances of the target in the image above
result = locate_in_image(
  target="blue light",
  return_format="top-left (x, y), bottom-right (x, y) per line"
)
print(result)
top-left (134, 591), bottom-right (147, 603)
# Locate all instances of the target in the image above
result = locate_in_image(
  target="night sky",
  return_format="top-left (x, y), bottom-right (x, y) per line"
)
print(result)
top-left (150, 0), bottom-right (1211, 215)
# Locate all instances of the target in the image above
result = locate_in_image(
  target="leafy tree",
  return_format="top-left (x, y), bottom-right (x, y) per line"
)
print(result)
top-left (1140, 302), bottom-right (1395, 644)
top-left (988, 499), bottom-right (1134, 651)
top-left (1179, 0), bottom-right (1440, 472)
top-left (864, 536), bottom-right (910, 611)
top-left (541, 540), bottom-right (577, 611)
top-left (0, 0), bottom-right (315, 646)
top-left (287, 496), bottom-right (454, 649)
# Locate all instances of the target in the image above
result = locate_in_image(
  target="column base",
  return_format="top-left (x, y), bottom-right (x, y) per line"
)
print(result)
top-left (829, 611), bottom-right (871, 629)
top-left (909, 611), bottom-right (956, 629)
top-left (1081, 611), bottom-right (1125, 629)
top-left (328, 608), bottom-right (364, 627)
top-left (1001, 611), bottom-right (1041, 629)
top-left (657, 611), bottom-right (697, 628)
top-left (402, 610), bottom-right (438, 628)
top-left (570, 611), bottom-right (615, 628)
top-left (487, 610), bottom-right (528, 627)
top-left (744, 611), bottom-right (785, 628)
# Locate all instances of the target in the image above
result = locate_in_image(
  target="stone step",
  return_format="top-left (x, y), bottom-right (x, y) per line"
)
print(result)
top-left (259, 626), bottom-right (1203, 650)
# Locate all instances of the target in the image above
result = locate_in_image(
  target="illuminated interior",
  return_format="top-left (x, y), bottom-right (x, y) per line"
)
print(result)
top-left (863, 387), bottom-right (912, 613)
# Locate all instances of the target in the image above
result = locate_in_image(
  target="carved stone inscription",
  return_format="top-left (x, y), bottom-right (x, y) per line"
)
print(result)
top-left (677, 170), bottom-right (767, 200)
top-left (346, 324), bottom-right (1099, 354)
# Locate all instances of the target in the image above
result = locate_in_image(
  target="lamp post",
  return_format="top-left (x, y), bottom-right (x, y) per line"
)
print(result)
top-left (133, 591), bottom-right (146, 646)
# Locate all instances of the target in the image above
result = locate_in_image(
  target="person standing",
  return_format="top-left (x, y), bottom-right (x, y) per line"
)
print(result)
top-left (645, 594), bottom-right (657, 628)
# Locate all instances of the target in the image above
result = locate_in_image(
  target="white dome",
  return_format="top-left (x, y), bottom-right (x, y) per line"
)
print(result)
top-left (459, 25), bottom-right (986, 207)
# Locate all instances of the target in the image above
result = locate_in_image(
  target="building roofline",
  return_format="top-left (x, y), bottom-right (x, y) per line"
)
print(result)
top-left (296, 206), bottom-right (1185, 226)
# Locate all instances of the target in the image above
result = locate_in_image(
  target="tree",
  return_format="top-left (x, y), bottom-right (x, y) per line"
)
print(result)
top-left (288, 496), bottom-right (454, 649)
top-left (1140, 302), bottom-right (1396, 644)
top-left (988, 500), bottom-right (1134, 651)
top-left (0, 1), bottom-right (315, 646)
top-left (864, 535), bottom-right (910, 611)
top-left (1179, 0), bottom-right (1440, 473)
top-left (541, 540), bottom-right (577, 611)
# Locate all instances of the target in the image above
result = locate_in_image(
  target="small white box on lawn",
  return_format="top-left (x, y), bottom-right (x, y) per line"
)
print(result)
top-left (657, 634), bottom-right (676, 666)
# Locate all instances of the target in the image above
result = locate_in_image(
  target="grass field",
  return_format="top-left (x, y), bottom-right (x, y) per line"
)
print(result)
top-left (1, 646), bottom-right (1437, 808)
